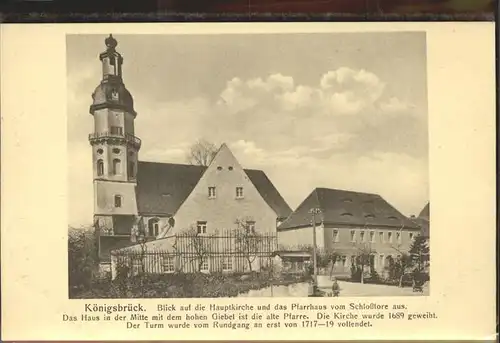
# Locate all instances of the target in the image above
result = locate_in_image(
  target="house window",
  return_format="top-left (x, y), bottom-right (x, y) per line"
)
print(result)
top-left (97, 159), bottom-right (104, 176)
top-left (350, 230), bottom-right (356, 242)
top-left (222, 257), bottom-right (233, 271)
top-left (409, 232), bottom-right (414, 240)
top-left (360, 231), bottom-right (366, 242)
top-left (341, 256), bottom-right (347, 267)
top-left (236, 187), bottom-right (244, 199)
top-left (112, 158), bottom-right (121, 175)
top-left (379, 231), bottom-right (384, 243)
top-left (197, 221), bottom-right (207, 234)
top-left (148, 218), bottom-right (160, 237)
top-left (333, 230), bottom-right (339, 242)
top-left (388, 232), bottom-right (393, 243)
top-left (200, 259), bottom-right (209, 272)
top-left (379, 254), bottom-right (384, 267)
top-left (162, 256), bottom-right (175, 273)
top-left (370, 231), bottom-right (375, 243)
top-left (208, 187), bottom-right (216, 199)
top-left (246, 221), bottom-right (256, 232)
top-left (128, 161), bottom-right (135, 178)
top-left (396, 231), bottom-right (402, 243)
top-left (114, 195), bottom-right (122, 208)
top-left (110, 126), bottom-right (123, 135)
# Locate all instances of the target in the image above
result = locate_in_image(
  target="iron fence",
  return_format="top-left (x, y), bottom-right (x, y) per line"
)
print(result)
top-left (110, 230), bottom-right (278, 278)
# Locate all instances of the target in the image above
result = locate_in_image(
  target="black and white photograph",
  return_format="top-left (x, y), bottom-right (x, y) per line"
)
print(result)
top-left (67, 32), bottom-right (430, 299)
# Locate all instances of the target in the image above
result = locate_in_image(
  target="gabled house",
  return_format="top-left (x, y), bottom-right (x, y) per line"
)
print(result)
top-left (277, 187), bottom-right (421, 277)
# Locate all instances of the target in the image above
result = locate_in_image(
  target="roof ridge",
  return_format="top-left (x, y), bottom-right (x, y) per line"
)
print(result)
top-left (314, 186), bottom-right (380, 197)
top-left (138, 160), bottom-right (267, 173)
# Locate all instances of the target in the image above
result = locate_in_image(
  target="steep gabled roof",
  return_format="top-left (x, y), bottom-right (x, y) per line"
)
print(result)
top-left (136, 161), bottom-right (292, 219)
top-left (278, 187), bottom-right (419, 230)
top-left (244, 168), bottom-right (293, 220)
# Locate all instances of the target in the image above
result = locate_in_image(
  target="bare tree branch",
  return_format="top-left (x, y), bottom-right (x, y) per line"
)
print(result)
top-left (185, 139), bottom-right (218, 166)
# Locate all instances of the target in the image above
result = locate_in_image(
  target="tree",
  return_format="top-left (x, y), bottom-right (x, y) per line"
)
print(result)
top-left (295, 244), bottom-right (338, 279)
top-left (394, 253), bottom-right (413, 287)
top-left (186, 139), bottom-right (218, 166)
top-left (351, 242), bottom-right (375, 284)
top-left (233, 219), bottom-right (266, 273)
top-left (180, 226), bottom-right (216, 272)
top-left (409, 235), bottom-right (430, 272)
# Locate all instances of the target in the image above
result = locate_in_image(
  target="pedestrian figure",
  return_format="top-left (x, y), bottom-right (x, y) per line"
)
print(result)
top-left (331, 276), bottom-right (340, 297)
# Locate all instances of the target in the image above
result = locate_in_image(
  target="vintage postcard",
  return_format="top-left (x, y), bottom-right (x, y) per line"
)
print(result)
top-left (0, 22), bottom-right (496, 341)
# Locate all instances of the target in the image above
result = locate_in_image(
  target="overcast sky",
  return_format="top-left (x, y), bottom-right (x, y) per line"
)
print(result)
top-left (67, 32), bottom-right (429, 227)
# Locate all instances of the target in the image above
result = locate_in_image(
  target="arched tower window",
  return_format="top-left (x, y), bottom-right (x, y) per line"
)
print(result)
top-left (148, 218), bottom-right (160, 237)
top-left (112, 158), bottom-right (121, 175)
top-left (128, 161), bottom-right (135, 178)
top-left (97, 159), bottom-right (104, 176)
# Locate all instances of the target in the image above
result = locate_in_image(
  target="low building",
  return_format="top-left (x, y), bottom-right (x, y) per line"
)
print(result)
top-left (271, 250), bottom-right (312, 274)
top-left (277, 187), bottom-right (421, 277)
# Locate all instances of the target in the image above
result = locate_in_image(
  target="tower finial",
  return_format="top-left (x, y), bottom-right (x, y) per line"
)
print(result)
top-left (105, 34), bottom-right (117, 50)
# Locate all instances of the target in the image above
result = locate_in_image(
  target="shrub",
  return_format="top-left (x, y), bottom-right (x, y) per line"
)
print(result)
top-left (68, 226), bottom-right (98, 296)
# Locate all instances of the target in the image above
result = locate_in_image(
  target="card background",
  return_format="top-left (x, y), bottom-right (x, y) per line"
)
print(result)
top-left (0, 22), bottom-right (496, 340)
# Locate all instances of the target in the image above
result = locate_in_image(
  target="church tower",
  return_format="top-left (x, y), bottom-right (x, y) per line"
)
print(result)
top-left (89, 35), bottom-right (140, 267)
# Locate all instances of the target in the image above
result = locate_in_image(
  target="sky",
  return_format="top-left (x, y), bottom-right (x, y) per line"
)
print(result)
top-left (67, 32), bottom-right (429, 227)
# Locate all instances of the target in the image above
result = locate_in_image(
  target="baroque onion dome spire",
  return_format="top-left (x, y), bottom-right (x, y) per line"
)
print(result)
top-left (89, 34), bottom-right (136, 117)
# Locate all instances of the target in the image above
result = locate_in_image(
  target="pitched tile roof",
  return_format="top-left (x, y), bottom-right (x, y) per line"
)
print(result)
top-left (136, 161), bottom-right (292, 219)
top-left (278, 187), bottom-right (419, 230)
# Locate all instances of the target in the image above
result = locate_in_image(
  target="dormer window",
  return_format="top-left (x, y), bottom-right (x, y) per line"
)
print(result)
top-left (111, 89), bottom-right (119, 101)
top-left (342, 198), bottom-right (352, 203)
top-left (208, 187), bottom-right (216, 199)
top-left (217, 166), bottom-right (223, 171)
top-left (236, 187), bottom-right (244, 199)
top-left (341, 212), bottom-right (353, 217)
top-left (228, 166), bottom-right (233, 171)
top-left (365, 214), bottom-right (375, 219)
